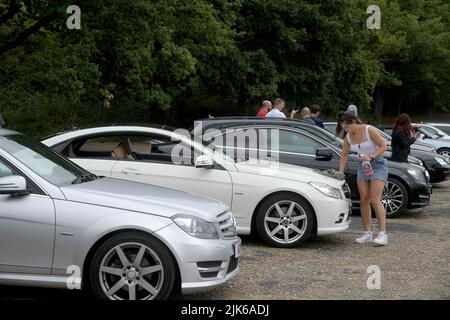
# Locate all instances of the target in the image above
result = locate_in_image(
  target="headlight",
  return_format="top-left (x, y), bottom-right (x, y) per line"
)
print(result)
top-left (172, 214), bottom-right (219, 239)
top-left (435, 156), bottom-right (448, 166)
top-left (308, 182), bottom-right (342, 199)
top-left (407, 169), bottom-right (425, 182)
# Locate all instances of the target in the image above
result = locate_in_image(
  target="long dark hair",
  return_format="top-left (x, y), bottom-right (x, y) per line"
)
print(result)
top-left (336, 111), bottom-right (363, 137)
top-left (393, 113), bottom-right (414, 137)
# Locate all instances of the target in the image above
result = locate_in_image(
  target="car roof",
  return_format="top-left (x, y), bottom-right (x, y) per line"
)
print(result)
top-left (425, 123), bottom-right (450, 126)
top-left (0, 128), bottom-right (20, 136)
top-left (195, 117), bottom-right (338, 140)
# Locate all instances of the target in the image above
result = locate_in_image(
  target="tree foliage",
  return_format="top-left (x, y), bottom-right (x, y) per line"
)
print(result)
top-left (0, 0), bottom-right (448, 136)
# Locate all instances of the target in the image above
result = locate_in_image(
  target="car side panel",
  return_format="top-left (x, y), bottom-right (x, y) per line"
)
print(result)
top-left (0, 194), bottom-right (55, 275)
top-left (51, 200), bottom-right (172, 276)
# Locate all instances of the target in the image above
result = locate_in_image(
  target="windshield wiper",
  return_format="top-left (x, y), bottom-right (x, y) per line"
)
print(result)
top-left (71, 173), bottom-right (98, 185)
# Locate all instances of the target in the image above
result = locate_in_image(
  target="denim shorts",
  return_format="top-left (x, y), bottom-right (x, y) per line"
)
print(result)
top-left (357, 157), bottom-right (388, 181)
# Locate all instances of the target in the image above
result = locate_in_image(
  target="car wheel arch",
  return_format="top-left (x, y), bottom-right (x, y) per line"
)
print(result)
top-left (436, 147), bottom-right (450, 155)
top-left (81, 229), bottom-right (181, 296)
top-left (387, 174), bottom-right (412, 203)
top-left (250, 191), bottom-right (318, 236)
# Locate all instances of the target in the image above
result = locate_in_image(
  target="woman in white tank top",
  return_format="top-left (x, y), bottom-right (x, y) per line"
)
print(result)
top-left (337, 112), bottom-right (389, 246)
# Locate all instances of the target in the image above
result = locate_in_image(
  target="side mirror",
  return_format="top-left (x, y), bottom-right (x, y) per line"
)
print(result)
top-left (315, 148), bottom-right (334, 161)
top-left (0, 176), bottom-right (30, 196)
top-left (195, 155), bottom-right (215, 169)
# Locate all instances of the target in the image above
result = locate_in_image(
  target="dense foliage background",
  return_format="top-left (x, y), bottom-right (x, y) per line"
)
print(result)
top-left (0, 0), bottom-right (449, 137)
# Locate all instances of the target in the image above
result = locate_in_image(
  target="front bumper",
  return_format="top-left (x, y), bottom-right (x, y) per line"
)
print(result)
top-left (154, 223), bottom-right (240, 295)
top-left (426, 163), bottom-right (450, 183)
top-left (408, 180), bottom-right (432, 208)
top-left (309, 191), bottom-right (352, 236)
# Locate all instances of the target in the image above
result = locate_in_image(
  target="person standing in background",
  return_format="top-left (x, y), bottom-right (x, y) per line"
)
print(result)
top-left (391, 113), bottom-right (421, 163)
top-left (347, 104), bottom-right (358, 117)
top-left (265, 98), bottom-right (298, 119)
top-left (256, 100), bottom-right (272, 118)
top-left (0, 114), bottom-right (4, 128)
top-left (300, 107), bottom-right (316, 124)
top-left (310, 105), bottom-right (324, 128)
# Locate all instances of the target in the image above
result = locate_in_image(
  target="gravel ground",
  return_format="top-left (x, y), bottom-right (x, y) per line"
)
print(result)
top-left (1, 181), bottom-right (449, 300)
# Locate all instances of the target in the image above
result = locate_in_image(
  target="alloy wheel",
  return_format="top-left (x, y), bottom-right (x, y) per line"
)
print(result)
top-left (382, 181), bottom-right (404, 217)
top-left (99, 242), bottom-right (164, 300)
top-left (264, 200), bottom-right (308, 245)
top-left (439, 150), bottom-right (450, 161)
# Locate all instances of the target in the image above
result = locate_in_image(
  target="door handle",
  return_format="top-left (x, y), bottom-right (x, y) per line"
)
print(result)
top-left (121, 168), bottom-right (142, 175)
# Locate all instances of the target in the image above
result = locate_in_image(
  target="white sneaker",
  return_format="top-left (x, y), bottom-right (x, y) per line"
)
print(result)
top-left (373, 232), bottom-right (388, 246)
top-left (355, 231), bottom-right (373, 244)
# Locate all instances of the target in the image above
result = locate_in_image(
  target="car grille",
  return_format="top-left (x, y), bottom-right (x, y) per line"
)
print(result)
top-left (342, 183), bottom-right (351, 199)
top-left (217, 211), bottom-right (237, 239)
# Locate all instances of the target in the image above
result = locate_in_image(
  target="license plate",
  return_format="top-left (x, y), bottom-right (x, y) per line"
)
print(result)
top-left (233, 241), bottom-right (241, 258)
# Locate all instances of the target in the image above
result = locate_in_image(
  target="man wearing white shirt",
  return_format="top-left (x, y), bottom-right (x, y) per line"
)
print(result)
top-left (265, 98), bottom-right (298, 119)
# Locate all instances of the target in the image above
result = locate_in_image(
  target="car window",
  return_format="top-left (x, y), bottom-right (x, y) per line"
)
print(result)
top-left (268, 130), bottom-right (325, 155)
top-left (67, 133), bottom-right (196, 165)
top-left (0, 159), bottom-right (13, 178)
top-left (0, 135), bottom-right (89, 187)
top-left (79, 137), bottom-right (121, 153)
top-left (435, 126), bottom-right (450, 135)
top-left (425, 126), bottom-right (448, 137)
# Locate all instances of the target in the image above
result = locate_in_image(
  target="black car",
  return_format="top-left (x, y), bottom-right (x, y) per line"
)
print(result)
top-left (323, 122), bottom-right (450, 183)
top-left (194, 117), bottom-right (432, 218)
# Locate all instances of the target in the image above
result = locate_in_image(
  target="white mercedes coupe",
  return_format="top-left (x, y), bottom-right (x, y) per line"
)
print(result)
top-left (43, 126), bottom-right (352, 248)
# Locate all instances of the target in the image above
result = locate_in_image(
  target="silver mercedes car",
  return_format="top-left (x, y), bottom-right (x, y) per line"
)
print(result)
top-left (0, 129), bottom-right (240, 300)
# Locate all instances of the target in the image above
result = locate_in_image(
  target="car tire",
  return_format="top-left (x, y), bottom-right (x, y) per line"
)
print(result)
top-left (90, 232), bottom-right (176, 300)
top-left (256, 193), bottom-right (314, 248)
top-left (437, 148), bottom-right (450, 160)
top-left (382, 178), bottom-right (408, 218)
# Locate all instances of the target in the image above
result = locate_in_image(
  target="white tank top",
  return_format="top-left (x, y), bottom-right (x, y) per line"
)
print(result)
top-left (347, 125), bottom-right (379, 156)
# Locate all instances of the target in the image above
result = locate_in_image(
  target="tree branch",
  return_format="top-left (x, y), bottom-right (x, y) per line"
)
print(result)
top-left (0, 11), bottom-right (59, 55)
top-left (0, 0), bottom-right (20, 26)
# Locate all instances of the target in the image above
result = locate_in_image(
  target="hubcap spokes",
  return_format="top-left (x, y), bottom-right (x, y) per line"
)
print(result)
top-left (382, 182), bottom-right (404, 215)
top-left (99, 243), bottom-right (164, 300)
top-left (440, 151), bottom-right (450, 161)
top-left (264, 200), bottom-right (307, 244)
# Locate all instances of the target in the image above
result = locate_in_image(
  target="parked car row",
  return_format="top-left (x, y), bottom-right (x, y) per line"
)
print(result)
top-left (0, 124), bottom-right (352, 300)
top-left (2, 120), bottom-right (447, 300)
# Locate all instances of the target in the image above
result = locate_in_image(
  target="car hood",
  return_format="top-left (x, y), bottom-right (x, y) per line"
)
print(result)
top-left (60, 177), bottom-right (229, 222)
top-left (235, 159), bottom-right (345, 189)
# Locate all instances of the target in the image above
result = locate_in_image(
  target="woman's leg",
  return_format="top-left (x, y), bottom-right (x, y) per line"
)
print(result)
top-left (369, 180), bottom-right (387, 232)
top-left (357, 180), bottom-right (371, 231)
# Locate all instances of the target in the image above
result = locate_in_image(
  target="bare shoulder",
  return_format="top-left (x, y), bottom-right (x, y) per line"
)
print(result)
top-left (367, 125), bottom-right (379, 135)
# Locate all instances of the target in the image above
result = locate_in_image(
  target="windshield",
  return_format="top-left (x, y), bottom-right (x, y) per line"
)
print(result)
top-left (0, 134), bottom-right (96, 186)
top-left (423, 125), bottom-right (448, 138)
top-left (418, 127), bottom-right (439, 139)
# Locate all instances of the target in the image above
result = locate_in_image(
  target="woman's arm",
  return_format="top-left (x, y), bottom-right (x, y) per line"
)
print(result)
top-left (368, 126), bottom-right (387, 158)
top-left (338, 138), bottom-right (350, 175)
